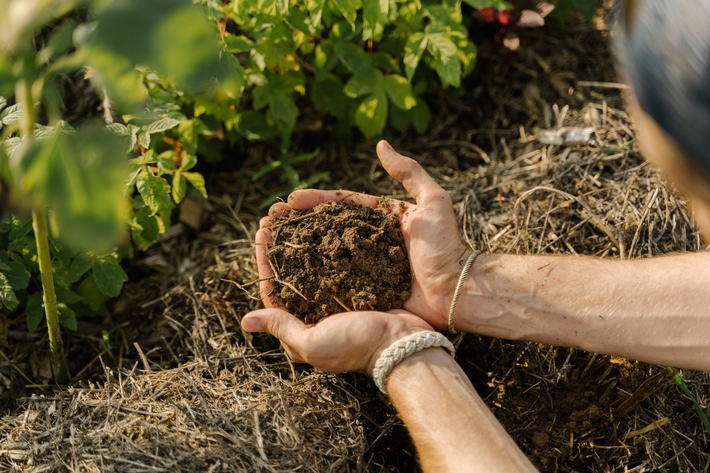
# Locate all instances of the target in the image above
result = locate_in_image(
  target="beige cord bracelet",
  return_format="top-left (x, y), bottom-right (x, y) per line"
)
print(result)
top-left (447, 250), bottom-right (481, 334)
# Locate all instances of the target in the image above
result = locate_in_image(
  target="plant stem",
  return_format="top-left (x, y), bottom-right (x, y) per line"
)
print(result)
top-left (32, 207), bottom-right (71, 384)
top-left (17, 78), bottom-right (71, 384)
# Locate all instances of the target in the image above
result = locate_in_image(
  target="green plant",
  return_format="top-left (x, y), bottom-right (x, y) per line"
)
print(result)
top-left (666, 367), bottom-right (710, 471)
top-left (0, 0), bottom-right (229, 383)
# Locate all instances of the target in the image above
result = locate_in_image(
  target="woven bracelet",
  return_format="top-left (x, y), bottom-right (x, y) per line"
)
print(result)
top-left (371, 331), bottom-right (455, 394)
top-left (447, 250), bottom-right (481, 334)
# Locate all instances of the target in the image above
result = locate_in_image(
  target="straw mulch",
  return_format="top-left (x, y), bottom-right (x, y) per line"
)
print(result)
top-left (1, 4), bottom-right (709, 472)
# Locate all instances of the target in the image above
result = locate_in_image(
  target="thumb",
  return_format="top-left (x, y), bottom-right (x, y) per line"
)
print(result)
top-left (376, 140), bottom-right (452, 209)
top-left (242, 308), bottom-right (306, 342)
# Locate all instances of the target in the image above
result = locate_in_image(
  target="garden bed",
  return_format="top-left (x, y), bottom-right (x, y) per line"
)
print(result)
top-left (1, 5), bottom-right (709, 473)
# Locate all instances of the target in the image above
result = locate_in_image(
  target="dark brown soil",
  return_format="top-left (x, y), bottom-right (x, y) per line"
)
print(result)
top-left (267, 201), bottom-right (411, 323)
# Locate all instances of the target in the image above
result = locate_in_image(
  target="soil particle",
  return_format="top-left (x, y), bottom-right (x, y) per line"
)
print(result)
top-left (267, 201), bottom-right (412, 323)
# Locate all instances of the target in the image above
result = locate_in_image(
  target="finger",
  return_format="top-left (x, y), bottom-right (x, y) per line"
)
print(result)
top-left (255, 227), bottom-right (283, 308)
top-left (241, 308), bottom-right (307, 348)
top-left (288, 189), bottom-right (416, 216)
top-left (268, 202), bottom-right (291, 218)
top-left (376, 140), bottom-right (452, 209)
top-left (288, 189), bottom-right (379, 209)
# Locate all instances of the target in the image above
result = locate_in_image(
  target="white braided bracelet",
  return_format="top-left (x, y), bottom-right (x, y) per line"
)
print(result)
top-left (447, 250), bottom-right (481, 334)
top-left (372, 331), bottom-right (455, 394)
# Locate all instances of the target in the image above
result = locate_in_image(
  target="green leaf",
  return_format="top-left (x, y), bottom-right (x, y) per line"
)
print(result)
top-left (355, 89), bottom-right (387, 138)
top-left (58, 303), bottom-right (78, 331)
top-left (92, 256), bottom-right (128, 298)
top-left (411, 100), bottom-right (432, 134)
top-left (26, 293), bottom-right (44, 332)
top-left (136, 169), bottom-right (174, 216)
top-left (1, 260), bottom-right (31, 291)
top-left (333, 42), bottom-right (377, 81)
top-left (0, 271), bottom-right (18, 311)
top-left (144, 116), bottom-right (183, 135)
top-left (462, 0), bottom-right (511, 9)
top-left (81, 0), bottom-right (224, 111)
top-left (572, 0), bottom-right (597, 20)
top-left (344, 75), bottom-right (373, 98)
top-left (383, 75), bottom-right (416, 110)
top-left (332, 0), bottom-right (362, 26)
top-left (182, 172), bottom-right (207, 198)
top-left (130, 206), bottom-right (161, 250)
top-left (77, 275), bottom-right (109, 313)
top-left (433, 54), bottom-right (461, 87)
top-left (67, 252), bottom-right (94, 283)
top-left (404, 33), bottom-right (428, 80)
top-left (312, 74), bottom-right (349, 119)
top-left (224, 34), bottom-right (254, 53)
top-left (1, 103), bottom-right (22, 127)
top-left (427, 32), bottom-right (458, 59)
top-left (172, 170), bottom-right (187, 203)
top-left (18, 122), bottom-right (130, 251)
top-left (362, 0), bottom-right (389, 41)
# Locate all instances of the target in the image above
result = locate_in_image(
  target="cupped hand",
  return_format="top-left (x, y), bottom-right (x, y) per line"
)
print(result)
top-left (279, 140), bottom-right (470, 330)
top-left (242, 308), bottom-right (433, 375)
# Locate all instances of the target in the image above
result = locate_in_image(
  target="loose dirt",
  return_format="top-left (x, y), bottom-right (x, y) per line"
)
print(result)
top-left (267, 201), bottom-right (411, 323)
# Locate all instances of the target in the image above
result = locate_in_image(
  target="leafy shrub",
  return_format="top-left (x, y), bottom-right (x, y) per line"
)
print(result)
top-left (0, 0), bottom-right (598, 380)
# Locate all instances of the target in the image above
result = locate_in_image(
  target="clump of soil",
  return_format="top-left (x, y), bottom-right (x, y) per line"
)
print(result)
top-left (267, 201), bottom-right (411, 323)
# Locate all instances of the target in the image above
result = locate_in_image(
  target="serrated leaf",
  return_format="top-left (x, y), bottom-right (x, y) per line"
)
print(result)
top-left (106, 123), bottom-right (130, 136)
top-left (1, 103), bottom-right (22, 127)
top-left (26, 293), bottom-right (44, 332)
top-left (58, 303), bottom-right (78, 331)
top-left (404, 33), bottom-right (427, 80)
top-left (182, 172), bottom-right (207, 198)
top-left (355, 90), bottom-right (387, 138)
top-left (427, 32), bottom-right (458, 58)
top-left (136, 170), bottom-right (173, 216)
top-left (92, 257), bottom-right (128, 298)
top-left (130, 206), bottom-right (161, 250)
top-left (383, 75), bottom-right (416, 110)
top-left (145, 116), bottom-right (183, 135)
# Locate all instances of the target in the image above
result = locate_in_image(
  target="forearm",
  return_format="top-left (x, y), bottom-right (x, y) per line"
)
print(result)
top-left (455, 252), bottom-right (710, 370)
top-left (386, 348), bottom-right (536, 473)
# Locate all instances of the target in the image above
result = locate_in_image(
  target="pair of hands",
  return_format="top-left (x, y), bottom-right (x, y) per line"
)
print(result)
top-left (241, 140), bottom-right (470, 376)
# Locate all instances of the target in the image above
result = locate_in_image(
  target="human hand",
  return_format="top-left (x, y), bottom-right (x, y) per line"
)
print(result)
top-left (242, 308), bottom-right (432, 374)
top-left (280, 140), bottom-right (470, 330)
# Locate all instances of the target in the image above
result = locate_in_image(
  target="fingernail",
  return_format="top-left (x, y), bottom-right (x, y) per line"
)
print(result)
top-left (242, 316), bottom-right (263, 332)
top-left (381, 140), bottom-right (394, 151)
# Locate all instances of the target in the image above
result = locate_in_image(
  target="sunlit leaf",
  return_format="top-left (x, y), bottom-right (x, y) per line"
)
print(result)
top-left (383, 74), bottom-right (416, 110)
top-left (404, 32), bottom-right (427, 80)
top-left (355, 89), bottom-right (387, 138)
top-left (136, 169), bottom-right (173, 216)
top-left (182, 172), bottom-right (207, 199)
